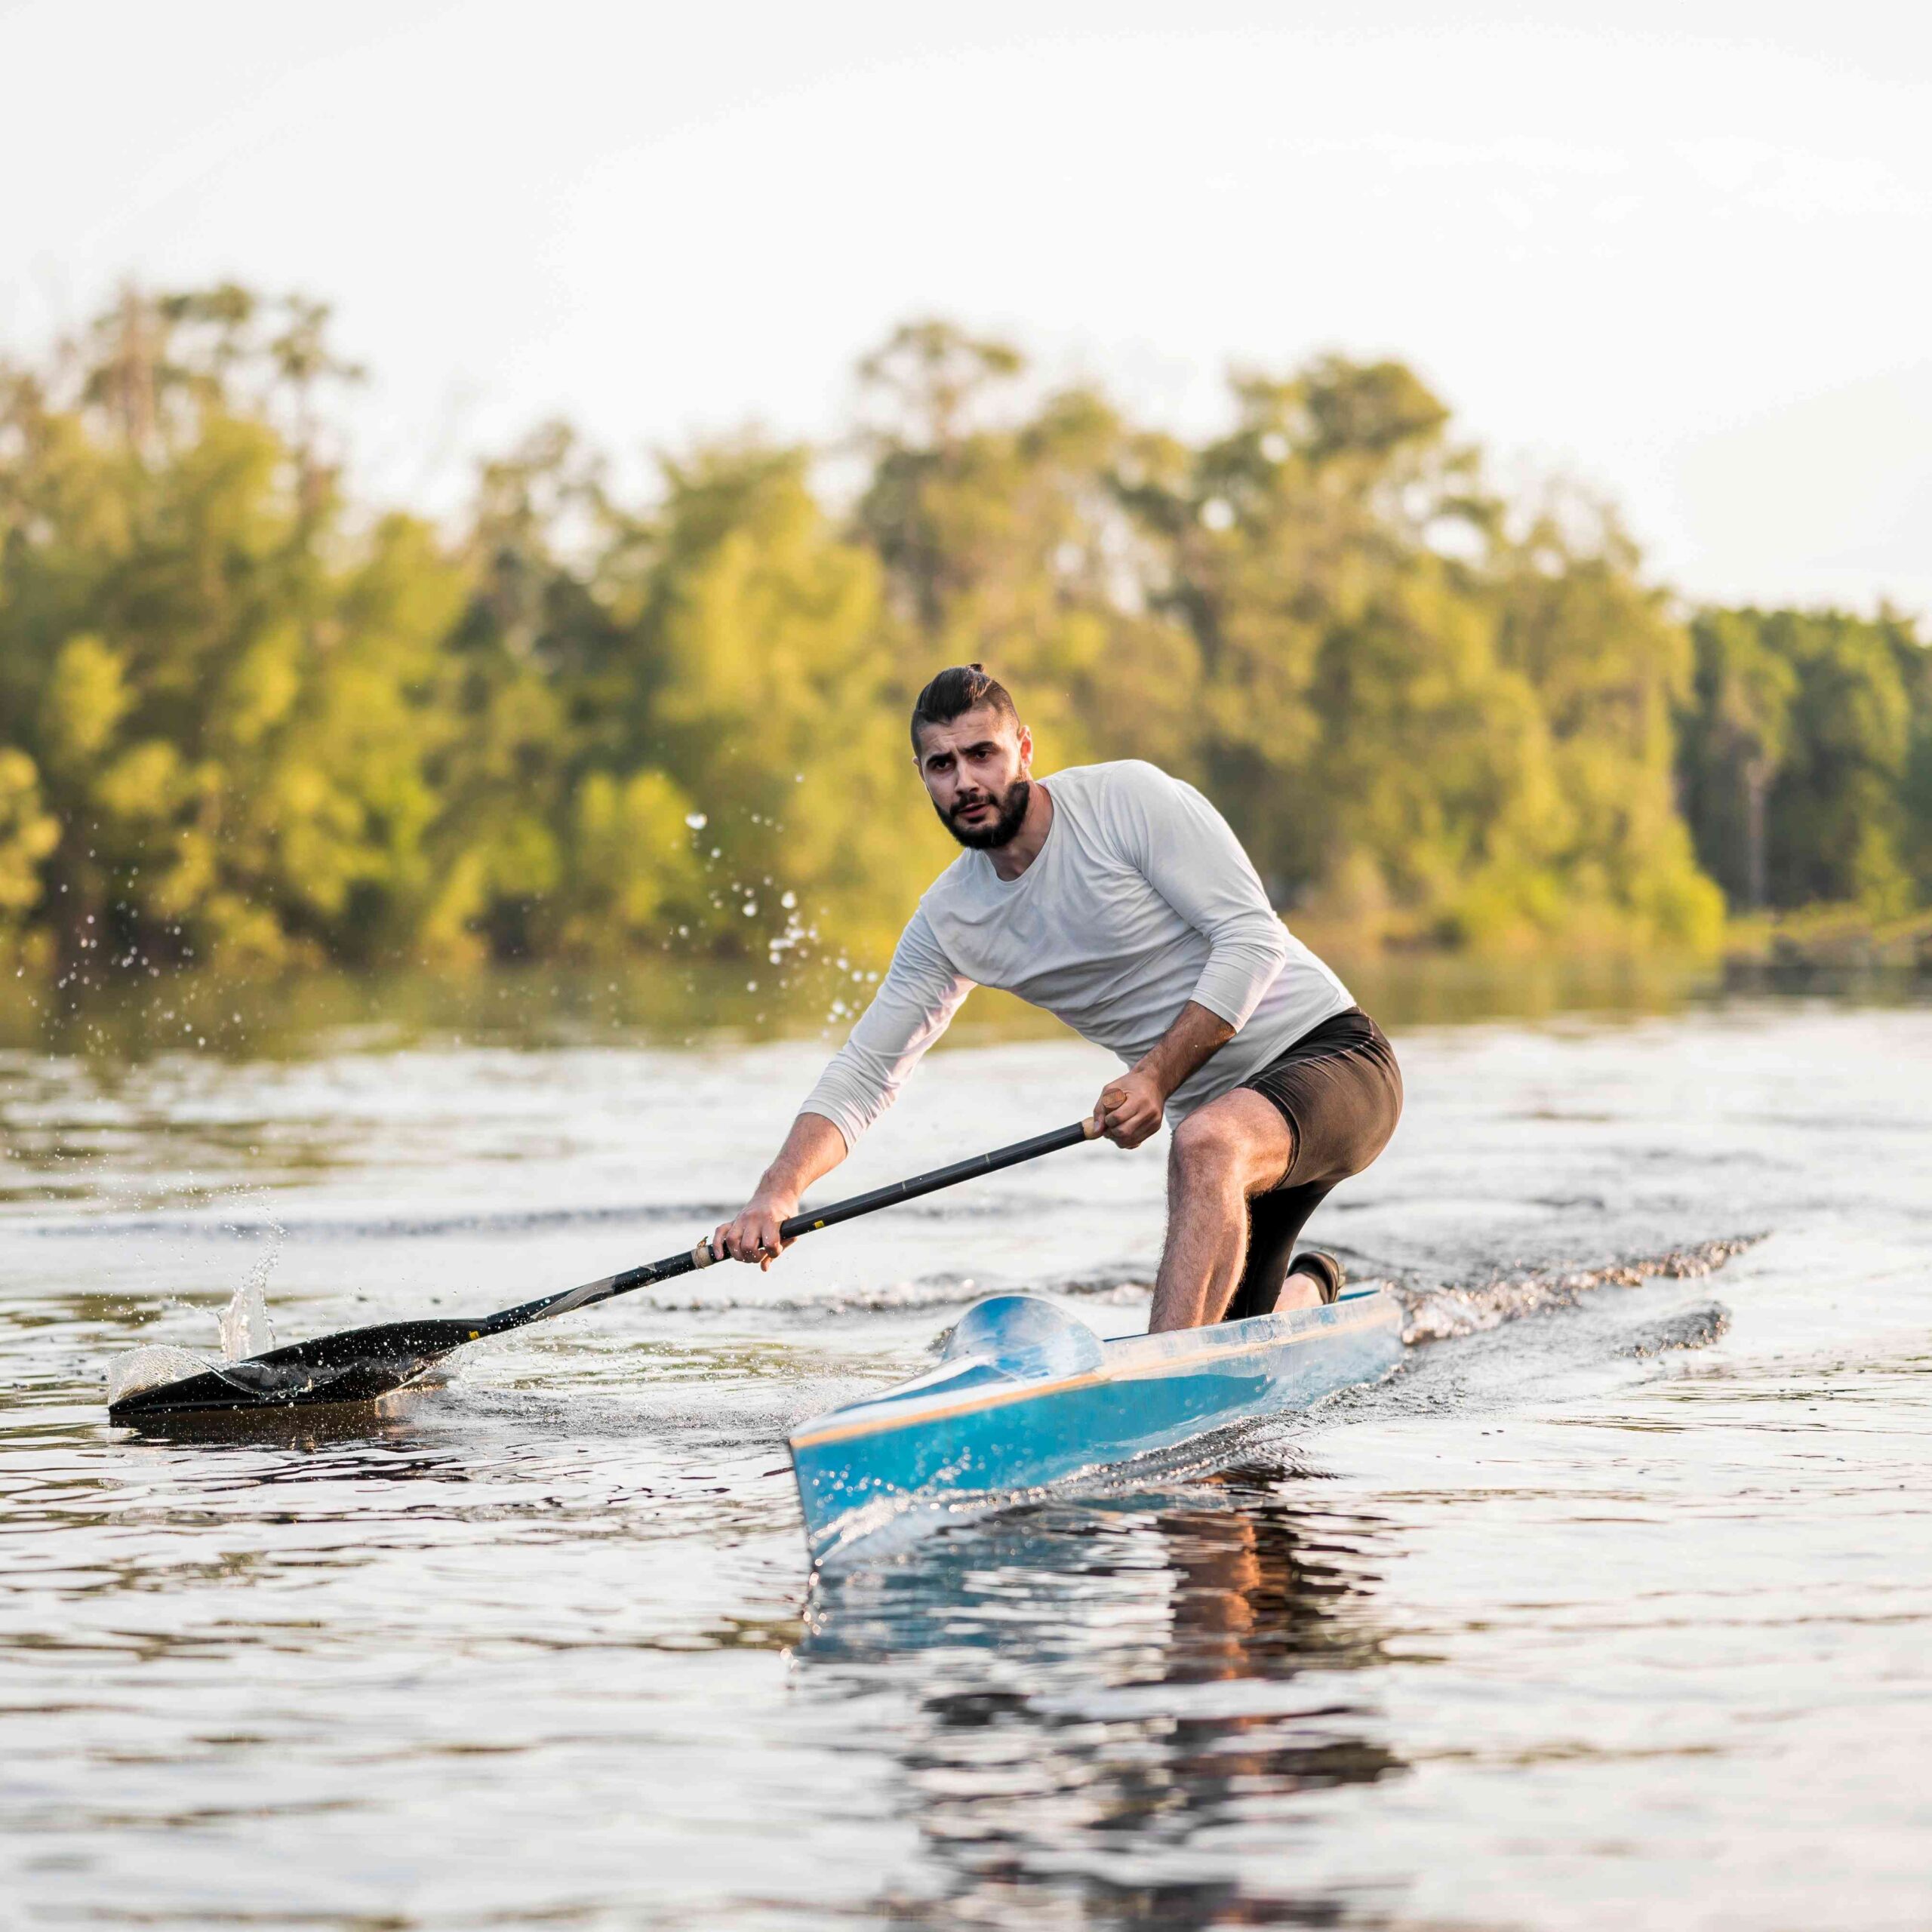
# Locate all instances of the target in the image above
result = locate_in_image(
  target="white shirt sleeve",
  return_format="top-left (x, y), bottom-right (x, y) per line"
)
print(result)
top-left (1109, 762), bottom-right (1291, 1032)
top-left (798, 905), bottom-right (975, 1151)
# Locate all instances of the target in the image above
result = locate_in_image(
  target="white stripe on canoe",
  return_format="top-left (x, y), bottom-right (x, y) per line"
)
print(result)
top-left (788, 1298), bottom-right (1399, 1452)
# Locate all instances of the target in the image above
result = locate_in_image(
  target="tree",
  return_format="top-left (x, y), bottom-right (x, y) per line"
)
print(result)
top-left (0, 288), bottom-right (465, 968)
top-left (854, 321), bottom-right (1191, 772)
top-left (1678, 608), bottom-right (1927, 919)
top-left (624, 440), bottom-right (915, 959)
top-left (1681, 608), bottom-right (1798, 909)
top-left (1491, 494), bottom-right (1722, 947)
top-left (1132, 357), bottom-right (1566, 945)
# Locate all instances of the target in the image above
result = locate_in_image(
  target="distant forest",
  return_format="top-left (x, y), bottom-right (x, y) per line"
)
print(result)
top-left (2, 286), bottom-right (1927, 975)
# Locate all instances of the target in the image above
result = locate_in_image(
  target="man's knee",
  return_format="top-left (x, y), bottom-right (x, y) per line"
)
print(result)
top-left (1169, 1094), bottom-right (1292, 1196)
top-left (1168, 1109), bottom-right (1247, 1188)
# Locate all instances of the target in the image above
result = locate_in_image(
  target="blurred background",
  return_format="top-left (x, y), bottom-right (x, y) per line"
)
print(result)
top-left (1, 0), bottom-right (1927, 1017)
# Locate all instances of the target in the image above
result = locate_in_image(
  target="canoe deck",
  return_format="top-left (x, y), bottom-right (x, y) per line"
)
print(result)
top-left (789, 1284), bottom-right (1403, 1560)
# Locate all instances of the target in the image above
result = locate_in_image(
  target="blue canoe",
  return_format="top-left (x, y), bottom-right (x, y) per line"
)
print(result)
top-left (788, 1284), bottom-right (1404, 1559)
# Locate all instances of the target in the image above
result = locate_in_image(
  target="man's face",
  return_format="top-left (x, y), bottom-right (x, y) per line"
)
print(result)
top-left (914, 704), bottom-right (1035, 849)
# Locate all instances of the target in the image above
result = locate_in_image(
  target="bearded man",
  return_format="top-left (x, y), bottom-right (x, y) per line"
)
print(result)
top-left (714, 665), bottom-right (1401, 1331)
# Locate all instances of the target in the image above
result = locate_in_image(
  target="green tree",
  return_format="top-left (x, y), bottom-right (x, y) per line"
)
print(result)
top-left (1681, 608), bottom-right (1799, 909)
top-left (0, 288), bottom-right (466, 968)
top-left (1679, 608), bottom-right (1928, 918)
top-left (1491, 496), bottom-right (1722, 947)
top-left (624, 440), bottom-right (915, 960)
top-left (0, 750), bottom-right (59, 955)
top-left (1131, 358), bottom-right (1556, 946)
top-left (854, 321), bottom-right (1196, 772)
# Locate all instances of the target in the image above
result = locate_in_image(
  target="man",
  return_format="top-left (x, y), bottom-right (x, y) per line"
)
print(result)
top-left (714, 665), bottom-right (1401, 1331)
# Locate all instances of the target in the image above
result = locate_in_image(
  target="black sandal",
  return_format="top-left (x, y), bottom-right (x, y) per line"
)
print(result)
top-left (1286, 1250), bottom-right (1345, 1306)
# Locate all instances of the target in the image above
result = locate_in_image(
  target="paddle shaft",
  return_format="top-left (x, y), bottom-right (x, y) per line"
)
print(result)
top-left (480, 1117), bottom-right (1101, 1336)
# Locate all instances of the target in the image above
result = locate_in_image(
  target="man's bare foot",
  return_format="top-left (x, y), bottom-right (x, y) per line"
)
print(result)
top-left (1269, 1270), bottom-right (1326, 1315)
top-left (1258, 1251), bottom-right (1343, 1316)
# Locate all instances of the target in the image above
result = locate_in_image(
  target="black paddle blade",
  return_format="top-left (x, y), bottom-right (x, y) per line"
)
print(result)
top-left (106, 1318), bottom-right (488, 1420)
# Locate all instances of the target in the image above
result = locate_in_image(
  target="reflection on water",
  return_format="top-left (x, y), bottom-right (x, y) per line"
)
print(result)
top-left (802, 1473), bottom-right (1403, 1928)
top-left (110, 1384), bottom-right (451, 1455)
top-left (0, 950), bottom-right (1774, 1069)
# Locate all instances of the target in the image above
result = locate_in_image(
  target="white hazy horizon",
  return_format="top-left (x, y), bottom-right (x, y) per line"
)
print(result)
top-left (3, 0), bottom-right (1928, 617)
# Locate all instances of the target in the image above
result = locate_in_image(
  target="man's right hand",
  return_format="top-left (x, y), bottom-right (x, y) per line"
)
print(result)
top-left (711, 1190), bottom-right (800, 1271)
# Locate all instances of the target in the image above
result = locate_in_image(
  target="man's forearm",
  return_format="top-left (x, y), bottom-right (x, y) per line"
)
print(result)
top-left (1094, 1001), bottom-right (1237, 1149)
top-left (755, 1111), bottom-right (850, 1205)
top-left (1134, 1000), bottom-right (1236, 1099)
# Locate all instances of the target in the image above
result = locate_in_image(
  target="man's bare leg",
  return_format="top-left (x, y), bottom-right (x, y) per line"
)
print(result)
top-left (1149, 1091), bottom-right (1321, 1332)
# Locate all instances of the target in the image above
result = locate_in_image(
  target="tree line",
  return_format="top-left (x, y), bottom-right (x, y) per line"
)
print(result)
top-left (2, 287), bottom-right (1927, 978)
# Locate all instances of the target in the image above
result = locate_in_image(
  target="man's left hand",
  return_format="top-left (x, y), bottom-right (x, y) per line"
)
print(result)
top-left (1094, 1067), bottom-right (1166, 1149)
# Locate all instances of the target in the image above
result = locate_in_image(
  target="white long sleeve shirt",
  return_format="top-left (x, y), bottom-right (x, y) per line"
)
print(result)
top-left (800, 760), bottom-right (1352, 1148)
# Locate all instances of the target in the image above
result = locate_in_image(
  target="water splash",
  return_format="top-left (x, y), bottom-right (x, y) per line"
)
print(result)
top-left (1622, 1300), bottom-right (1732, 1357)
top-left (1392, 1235), bottom-right (1759, 1345)
top-left (106, 1343), bottom-right (212, 1407)
top-left (106, 1219), bottom-right (284, 1411)
top-left (217, 1236), bottom-right (281, 1359)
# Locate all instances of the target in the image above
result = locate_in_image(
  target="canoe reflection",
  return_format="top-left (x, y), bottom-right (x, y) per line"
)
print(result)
top-left (798, 1467), bottom-right (1403, 1927)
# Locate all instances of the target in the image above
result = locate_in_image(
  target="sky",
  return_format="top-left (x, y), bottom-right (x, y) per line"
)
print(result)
top-left (3, 0), bottom-right (1929, 615)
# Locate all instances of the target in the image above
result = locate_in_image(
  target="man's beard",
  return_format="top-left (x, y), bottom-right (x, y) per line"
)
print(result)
top-left (937, 778), bottom-right (1032, 850)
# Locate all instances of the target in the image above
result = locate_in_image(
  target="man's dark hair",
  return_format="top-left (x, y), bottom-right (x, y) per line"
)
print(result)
top-left (909, 663), bottom-right (1020, 752)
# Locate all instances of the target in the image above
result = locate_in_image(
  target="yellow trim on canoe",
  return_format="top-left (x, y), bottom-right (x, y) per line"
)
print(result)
top-left (788, 1301), bottom-right (1397, 1452)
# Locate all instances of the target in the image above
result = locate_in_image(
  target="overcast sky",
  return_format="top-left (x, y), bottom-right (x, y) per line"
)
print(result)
top-left (4, 0), bottom-right (1928, 615)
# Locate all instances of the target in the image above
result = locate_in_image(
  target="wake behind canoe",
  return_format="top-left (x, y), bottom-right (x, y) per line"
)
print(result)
top-left (789, 1286), bottom-right (1404, 1559)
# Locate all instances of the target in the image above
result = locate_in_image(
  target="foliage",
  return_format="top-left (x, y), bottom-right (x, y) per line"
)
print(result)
top-left (2, 285), bottom-right (1923, 978)
top-left (1679, 608), bottom-right (1931, 918)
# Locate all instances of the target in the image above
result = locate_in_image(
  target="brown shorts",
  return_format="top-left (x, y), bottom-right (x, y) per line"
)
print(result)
top-left (1223, 1007), bottom-right (1403, 1322)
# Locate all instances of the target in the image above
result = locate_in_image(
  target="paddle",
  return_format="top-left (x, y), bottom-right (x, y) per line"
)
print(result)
top-left (107, 1116), bottom-right (1103, 1420)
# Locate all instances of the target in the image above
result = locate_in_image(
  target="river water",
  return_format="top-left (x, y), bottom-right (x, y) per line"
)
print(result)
top-left (3, 975), bottom-right (1930, 1928)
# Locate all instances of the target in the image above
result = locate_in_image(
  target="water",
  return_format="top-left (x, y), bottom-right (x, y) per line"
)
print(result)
top-left (3, 983), bottom-right (1930, 1927)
